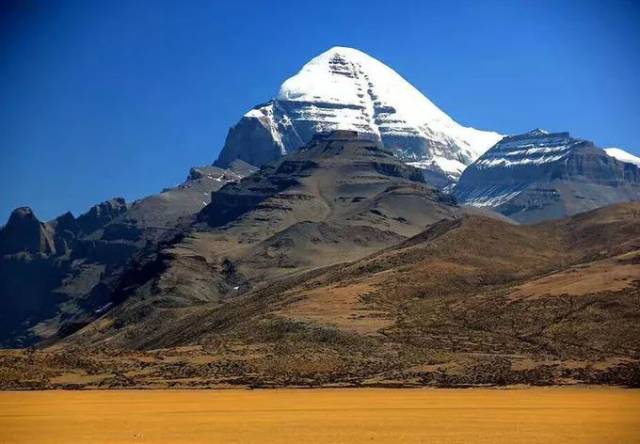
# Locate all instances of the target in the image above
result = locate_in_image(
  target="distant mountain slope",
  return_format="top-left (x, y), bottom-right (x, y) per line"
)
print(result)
top-left (454, 129), bottom-right (640, 223)
top-left (215, 47), bottom-right (502, 183)
top-left (0, 162), bottom-right (253, 347)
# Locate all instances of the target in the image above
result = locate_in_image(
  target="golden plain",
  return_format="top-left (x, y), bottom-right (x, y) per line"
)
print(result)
top-left (1, 388), bottom-right (639, 443)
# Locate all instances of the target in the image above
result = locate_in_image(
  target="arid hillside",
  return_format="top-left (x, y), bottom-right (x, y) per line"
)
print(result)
top-left (2, 203), bottom-right (638, 389)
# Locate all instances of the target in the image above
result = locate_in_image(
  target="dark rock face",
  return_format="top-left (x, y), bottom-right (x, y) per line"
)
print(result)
top-left (202, 131), bottom-right (431, 229)
top-left (0, 255), bottom-right (67, 346)
top-left (0, 162), bottom-right (253, 347)
top-left (454, 130), bottom-right (640, 223)
top-left (0, 208), bottom-right (56, 256)
top-left (76, 198), bottom-right (128, 235)
top-left (0, 208), bottom-right (65, 345)
top-left (215, 103), bottom-right (303, 168)
top-left (49, 212), bottom-right (79, 254)
top-left (0, 201), bottom-right (131, 346)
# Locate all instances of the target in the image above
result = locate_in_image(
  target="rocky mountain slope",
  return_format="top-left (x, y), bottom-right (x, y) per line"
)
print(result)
top-left (454, 129), bottom-right (640, 223)
top-left (57, 131), bottom-right (468, 350)
top-left (0, 162), bottom-right (253, 347)
top-left (215, 47), bottom-right (502, 184)
top-left (2, 203), bottom-right (638, 388)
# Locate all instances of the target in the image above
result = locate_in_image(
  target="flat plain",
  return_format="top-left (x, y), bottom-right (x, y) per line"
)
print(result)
top-left (1, 388), bottom-right (639, 443)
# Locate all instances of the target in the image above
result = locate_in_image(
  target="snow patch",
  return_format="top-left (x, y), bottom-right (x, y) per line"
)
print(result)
top-left (462, 186), bottom-right (525, 208)
top-left (408, 156), bottom-right (467, 177)
top-left (605, 147), bottom-right (640, 167)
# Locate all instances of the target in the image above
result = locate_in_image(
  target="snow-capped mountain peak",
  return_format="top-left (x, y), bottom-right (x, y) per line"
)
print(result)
top-left (277, 47), bottom-right (451, 133)
top-left (605, 147), bottom-right (640, 167)
top-left (216, 46), bottom-right (502, 182)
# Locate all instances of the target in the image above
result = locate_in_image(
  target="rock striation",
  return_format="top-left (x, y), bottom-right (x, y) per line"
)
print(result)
top-left (454, 129), bottom-right (640, 223)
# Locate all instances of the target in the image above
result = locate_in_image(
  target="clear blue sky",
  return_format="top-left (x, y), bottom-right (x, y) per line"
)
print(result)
top-left (1, 0), bottom-right (639, 222)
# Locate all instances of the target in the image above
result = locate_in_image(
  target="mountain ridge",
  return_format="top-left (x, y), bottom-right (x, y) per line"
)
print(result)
top-left (454, 129), bottom-right (640, 223)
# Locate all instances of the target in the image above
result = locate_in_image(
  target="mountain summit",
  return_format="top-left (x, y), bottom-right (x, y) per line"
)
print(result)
top-left (215, 47), bottom-right (502, 182)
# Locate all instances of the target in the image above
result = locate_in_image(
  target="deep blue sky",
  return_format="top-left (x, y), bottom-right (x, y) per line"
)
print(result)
top-left (1, 0), bottom-right (639, 222)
